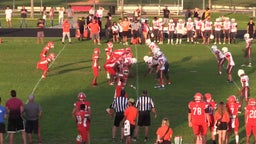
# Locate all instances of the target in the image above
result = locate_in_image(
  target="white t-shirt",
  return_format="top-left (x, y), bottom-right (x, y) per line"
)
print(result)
top-left (5, 9), bottom-right (12, 18)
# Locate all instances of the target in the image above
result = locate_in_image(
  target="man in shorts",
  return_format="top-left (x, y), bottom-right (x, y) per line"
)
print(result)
top-left (24, 95), bottom-right (42, 144)
top-left (37, 18), bottom-right (44, 44)
top-left (5, 90), bottom-right (27, 144)
top-left (87, 19), bottom-right (101, 45)
top-left (5, 5), bottom-right (12, 28)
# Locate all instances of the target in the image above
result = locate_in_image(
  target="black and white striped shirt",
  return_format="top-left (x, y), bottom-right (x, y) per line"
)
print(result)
top-left (135, 96), bottom-right (155, 112)
top-left (111, 97), bottom-right (128, 113)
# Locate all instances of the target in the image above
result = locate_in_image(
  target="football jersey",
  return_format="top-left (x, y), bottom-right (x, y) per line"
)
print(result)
top-left (74, 101), bottom-right (91, 113)
top-left (245, 105), bottom-right (256, 125)
top-left (212, 48), bottom-right (225, 60)
top-left (224, 52), bottom-right (235, 66)
top-left (214, 21), bottom-right (222, 31)
top-left (188, 101), bottom-right (208, 123)
top-left (230, 22), bottom-right (237, 32)
top-left (76, 110), bottom-right (90, 129)
top-left (152, 20), bottom-right (159, 29)
top-left (186, 22), bottom-right (194, 31)
top-left (204, 21), bottom-right (212, 31)
top-left (223, 21), bottom-right (231, 30)
top-left (246, 38), bottom-right (253, 48)
top-left (226, 102), bottom-right (241, 117)
top-left (92, 54), bottom-right (99, 68)
top-left (168, 23), bottom-right (175, 31)
top-left (176, 22), bottom-right (185, 34)
top-left (240, 75), bottom-right (249, 87)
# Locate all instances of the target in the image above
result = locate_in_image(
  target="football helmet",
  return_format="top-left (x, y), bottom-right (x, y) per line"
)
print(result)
top-left (204, 93), bottom-right (212, 102)
top-left (107, 42), bottom-right (113, 48)
top-left (155, 51), bottom-right (163, 58)
top-left (94, 48), bottom-right (100, 54)
top-left (227, 95), bottom-right (236, 103)
top-left (131, 58), bottom-right (137, 64)
top-left (194, 92), bottom-right (202, 101)
top-left (231, 18), bottom-right (235, 22)
top-left (211, 45), bottom-right (217, 51)
top-left (244, 33), bottom-right (250, 39)
top-left (143, 56), bottom-right (149, 63)
top-left (126, 47), bottom-right (132, 52)
top-left (237, 69), bottom-right (245, 77)
top-left (47, 41), bottom-right (54, 48)
top-left (48, 53), bottom-right (55, 61)
top-left (221, 47), bottom-right (228, 53)
top-left (77, 92), bottom-right (86, 101)
top-left (145, 39), bottom-right (151, 46)
top-left (188, 18), bottom-right (192, 22)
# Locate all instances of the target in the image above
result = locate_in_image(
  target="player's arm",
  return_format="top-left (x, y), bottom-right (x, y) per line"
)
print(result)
top-left (72, 107), bottom-right (77, 121)
top-left (188, 108), bottom-right (192, 127)
top-left (205, 108), bottom-right (210, 127)
top-left (151, 107), bottom-right (157, 119)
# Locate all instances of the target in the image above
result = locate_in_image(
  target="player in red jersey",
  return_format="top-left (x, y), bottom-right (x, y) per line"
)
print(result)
top-left (72, 92), bottom-right (91, 144)
top-left (36, 53), bottom-right (55, 78)
top-left (226, 95), bottom-right (241, 144)
top-left (242, 33), bottom-right (253, 67)
top-left (105, 42), bottom-right (113, 80)
top-left (92, 48), bottom-right (100, 87)
top-left (204, 93), bottom-right (217, 144)
top-left (188, 92), bottom-right (210, 144)
top-left (244, 98), bottom-right (256, 144)
top-left (75, 104), bottom-right (91, 144)
top-left (39, 41), bottom-right (54, 60)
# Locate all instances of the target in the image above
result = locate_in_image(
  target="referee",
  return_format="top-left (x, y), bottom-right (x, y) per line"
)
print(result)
top-left (110, 89), bottom-right (128, 142)
top-left (133, 90), bottom-right (157, 142)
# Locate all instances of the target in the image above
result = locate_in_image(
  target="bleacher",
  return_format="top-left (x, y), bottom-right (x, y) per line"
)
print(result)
top-left (16, 6), bottom-right (65, 13)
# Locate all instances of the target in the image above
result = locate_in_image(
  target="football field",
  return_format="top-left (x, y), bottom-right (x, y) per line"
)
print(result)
top-left (0, 37), bottom-right (255, 143)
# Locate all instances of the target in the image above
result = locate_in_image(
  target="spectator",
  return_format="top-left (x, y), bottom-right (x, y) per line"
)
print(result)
top-left (23, 95), bottom-right (42, 144)
top-left (89, 5), bottom-right (95, 15)
top-left (96, 7), bottom-right (104, 22)
top-left (5, 5), bottom-right (13, 28)
top-left (112, 21), bottom-right (119, 43)
top-left (117, 18), bottom-right (123, 43)
top-left (121, 17), bottom-right (130, 45)
top-left (105, 16), bottom-right (112, 43)
top-left (214, 101), bottom-right (230, 144)
top-left (20, 6), bottom-right (28, 28)
top-left (141, 19), bottom-right (150, 43)
top-left (42, 6), bottom-right (47, 27)
top-left (193, 8), bottom-right (200, 18)
top-left (87, 19), bottom-right (101, 45)
top-left (62, 19), bottom-right (71, 44)
top-left (134, 8), bottom-right (141, 19)
top-left (66, 5), bottom-right (74, 28)
top-left (37, 18), bottom-right (44, 44)
top-left (72, 92), bottom-right (91, 144)
top-left (155, 118), bottom-right (173, 144)
top-left (0, 97), bottom-right (7, 144)
top-left (133, 90), bottom-right (157, 142)
top-left (184, 9), bottom-right (192, 22)
top-left (204, 7), bottom-right (211, 21)
top-left (246, 18), bottom-right (255, 38)
top-left (58, 7), bottom-right (64, 25)
top-left (163, 6), bottom-right (170, 25)
top-left (78, 17), bottom-right (86, 41)
top-left (121, 98), bottom-right (138, 144)
top-left (5, 90), bottom-right (27, 144)
top-left (49, 7), bottom-right (54, 27)
top-left (109, 89), bottom-right (128, 142)
top-left (131, 18), bottom-right (142, 45)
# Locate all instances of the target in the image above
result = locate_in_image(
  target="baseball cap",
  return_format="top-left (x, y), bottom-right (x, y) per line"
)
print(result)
top-left (128, 98), bottom-right (135, 103)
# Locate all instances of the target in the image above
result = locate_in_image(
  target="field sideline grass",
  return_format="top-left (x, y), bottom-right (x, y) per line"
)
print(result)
top-left (0, 37), bottom-right (256, 143)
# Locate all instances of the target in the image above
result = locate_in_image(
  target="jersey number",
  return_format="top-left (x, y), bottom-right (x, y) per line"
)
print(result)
top-left (193, 107), bottom-right (202, 115)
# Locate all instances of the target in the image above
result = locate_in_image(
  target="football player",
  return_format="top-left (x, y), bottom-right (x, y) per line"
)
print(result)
top-left (244, 98), bottom-right (256, 144)
top-left (186, 18), bottom-right (194, 43)
top-left (40, 41), bottom-right (54, 60)
top-left (230, 18), bottom-right (238, 44)
top-left (222, 17), bottom-right (231, 44)
top-left (188, 92), bottom-right (210, 144)
top-left (237, 69), bottom-right (250, 106)
top-left (222, 47), bottom-right (235, 83)
top-left (36, 53), bottom-right (55, 78)
top-left (211, 45), bottom-right (225, 75)
top-left (214, 18), bottom-right (222, 45)
top-left (92, 48), bottom-right (100, 87)
top-left (241, 33), bottom-right (253, 67)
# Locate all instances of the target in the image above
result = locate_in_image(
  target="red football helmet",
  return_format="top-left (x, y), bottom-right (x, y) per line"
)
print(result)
top-left (248, 98), bottom-right (256, 105)
top-left (47, 53), bottom-right (55, 61)
top-left (204, 93), bottom-right (212, 102)
top-left (47, 41), bottom-right (54, 48)
top-left (77, 92), bottom-right (86, 101)
top-left (227, 95), bottom-right (236, 103)
top-left (107, 42), bottom-right (113, 48)
top-left (194, 92), bottom-right (202, 101)
top-left (94, 48), bottom-right (100, 54)
top-left (125, 47), bottom-right (132, 53)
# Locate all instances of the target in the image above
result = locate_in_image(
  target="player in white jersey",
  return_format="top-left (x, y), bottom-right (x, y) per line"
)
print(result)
top-left (203, 18), bottom-right (212, 45)
top-left (154, 51), bottom-right (170, 88)
top-left (214, 18), bottom-right (222, 45)
top-left (194, 17), bottom-right (202, 44)
top-left (167, 19), bottom-right (175, 45)
top-left (158, 18), bottom-right (165, 44)
top-left (211, 45), bottom-right (225, 75)
top-left (241, 33), bottom-right (253, 67)
top-left (175, 19), bottom-right (185, 45)
top-left (222, 47), bottom-right (235, 83)
top-left (223, 17), bottom-right (231, 44)
top-left (186, 18), bottom-right (194, 43)
top-left (152, 17), bottom-right (160, 43)
top-left (230, 18), bottom-right (238, 44)
top-left (237, 69), bottom-right (250, 106)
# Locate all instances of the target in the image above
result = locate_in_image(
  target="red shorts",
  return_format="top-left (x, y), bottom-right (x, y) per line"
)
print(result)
top-left (246, 123), bottom-right (256, 137)
top-left (37, 63), bottom-right (48, 71)
top-left (192, 121), bottom-right (208, 135)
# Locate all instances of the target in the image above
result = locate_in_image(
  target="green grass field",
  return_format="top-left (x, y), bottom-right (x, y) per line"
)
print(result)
top-left (0, 36), bottom-right (255, 143)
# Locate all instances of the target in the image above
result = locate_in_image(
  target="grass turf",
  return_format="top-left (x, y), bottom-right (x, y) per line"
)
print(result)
top-left (0, 36), bottom-right (255, 143)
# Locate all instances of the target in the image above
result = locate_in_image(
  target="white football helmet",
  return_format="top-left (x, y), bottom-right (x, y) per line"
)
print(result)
top-left (145, 39), bottom-right (151, 46)
top-left (155, 51), bottom-right (163, 57)
top-left (221, 47), bottom-right (228, 53)
top-left (244, 33), bottom-right (250, 39)
top-left (152, 48), bottom-right (160, 55)
top-left (231, 18), bottom-right (235, 22)
top-left (151, 33), bottom-right (154, 38)
top-left (211, 45), bottom-right (217, 51)
top-left (210, 34), bottom-right (214, 40)
top-left (131, 58), bottom-right (137, 64)
top-left (178, 19), bottom-right (183, 22)
top-left (237, 69), bottom-right (245, 77)
top-left (143, 56), bottom-right (149, 63)
top-left (158, 18), bottom-right (163, 22)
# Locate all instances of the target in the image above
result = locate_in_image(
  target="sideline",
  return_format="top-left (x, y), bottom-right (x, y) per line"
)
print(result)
top-left (30, 44), bottom-right (67, 95)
